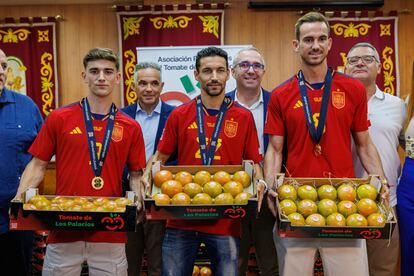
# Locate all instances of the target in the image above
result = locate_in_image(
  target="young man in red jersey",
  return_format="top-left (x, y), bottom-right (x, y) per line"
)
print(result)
top-left (152, 46), bottom-right (265, 275)
top-left (264, 12), bottom-right (387, 276)
top-left (14, 48), bottom-right (146, 276)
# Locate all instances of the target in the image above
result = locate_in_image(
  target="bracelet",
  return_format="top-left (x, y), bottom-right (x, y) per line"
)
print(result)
top-left (257, 179), bottom-right (268, 189)
top-left (380, 178), bottom-right (390, 188)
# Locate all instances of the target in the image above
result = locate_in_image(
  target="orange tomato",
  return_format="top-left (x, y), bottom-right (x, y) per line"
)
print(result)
top-left (223, 181), bottom-right (244, 197)
top-left (213, 171), bottom-right (231, 185)
top-left (174, 171), bottom-right (193, 185)
top-left (153, 193), bottom-right (171, 205)
top-left (161, 180), bottom-right (183, 198)
top-left (183, 183), bottom-right (203, 198)
top-left (154, 170), bottom-right (174, 188)
top-left (193, 171), bottom-right (211, 186)
top-left (232, 171), bottom-right (251, 187)
top-left (199, 266), bottom-right (212, 276)
top-left (171, 192), bottom-right (191, 205)
top-left (192, 265), bottom-right (200, 276)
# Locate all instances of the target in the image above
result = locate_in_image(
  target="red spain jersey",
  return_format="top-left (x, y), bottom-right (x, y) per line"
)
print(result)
top-left (264, 71), bottom-right (368, 178)
top-left (29, 102), bottom-right (146, 243)
top-left (158, 98), bottom-right (262, 236)
top-left (158, 99), bottom-right (262, 165)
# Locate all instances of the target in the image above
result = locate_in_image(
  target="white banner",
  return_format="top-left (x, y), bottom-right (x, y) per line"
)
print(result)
top-left (136, 45), bottom-right (250, 105)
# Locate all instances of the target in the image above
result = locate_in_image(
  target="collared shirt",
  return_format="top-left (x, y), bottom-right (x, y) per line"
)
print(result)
top-left (0, 89), bottom-right (43, 233)
top-left (353, 86), bottom-right (406, 207)
top-left (135, 101), bottom-right (162, 162)
top-left (234, 89), bottom-right (264, 154)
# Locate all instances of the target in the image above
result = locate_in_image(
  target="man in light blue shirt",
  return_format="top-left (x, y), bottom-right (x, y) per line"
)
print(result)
top-left (0, 48), bottom-right (43, 275)
top-left (136, 99), bottom-right (162, 163)
top-left (121, 62), bottom-right (174, 276)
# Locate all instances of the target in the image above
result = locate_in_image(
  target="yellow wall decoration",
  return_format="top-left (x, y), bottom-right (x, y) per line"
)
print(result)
top-left (40, 52), bottom-right (54, 116)
top-left (0, 28), bottom-right (30, 43)
top-left (123, 17), bottom-right (144, 40)
top-left (380, 24), bottom-right (391, 36)
top-left (382, 46), bottom-right (395, 95)
top-left (198, 16), bottom-right (219, 39)
top-left (335, 52), bottom-right (348, 73)
top-left (331, 23), bottom-right (371, 38)
top-left (150, 16), bottom-right (192, 29)
top-left (124, 49), bottom-right (137, 105)
top-left (38, 30), bottom-right (49, 42)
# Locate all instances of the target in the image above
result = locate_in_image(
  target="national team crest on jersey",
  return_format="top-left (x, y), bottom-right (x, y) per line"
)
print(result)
top-left (332, 91), bottom-right (345, 109)
top-left (224, 120), bottom-right (238, 138)
top-left (112, 124), bottom-right (123, 142)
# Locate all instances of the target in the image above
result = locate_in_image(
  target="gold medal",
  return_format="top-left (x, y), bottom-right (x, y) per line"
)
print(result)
top-left (91, 176), bottom-right (104, 190)
top-left (314, 144), bottom-right (322, 156)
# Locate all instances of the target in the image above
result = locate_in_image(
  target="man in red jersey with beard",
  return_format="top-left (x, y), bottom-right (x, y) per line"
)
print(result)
top-left (264, 12), bottom-right (387, 276)
top-left (152, 46), bottom-right (265, 276)
top-left (14, 48), bottom-right (146, 276)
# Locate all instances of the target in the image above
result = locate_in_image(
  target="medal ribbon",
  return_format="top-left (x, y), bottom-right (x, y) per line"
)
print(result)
top-left (298, 68), bottom-right (332, 145)
top-left (196, 96), bottom-right (230, 165)
top-left (81, 97), bottom-right (117, 178)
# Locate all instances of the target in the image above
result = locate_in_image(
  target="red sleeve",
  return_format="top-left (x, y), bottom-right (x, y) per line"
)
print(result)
top-left (157, 109), bottom-right (178, 156)
top-left (29, 111), bottom-right (58, 161)
top-left (351, 81), bottom-right (369, 132)
top-left (264, 90), bottom-right (285, 136)
top-left (244, 112), bottom-right (263, 163)
top-left (127, 122), bottom-right (146, 172)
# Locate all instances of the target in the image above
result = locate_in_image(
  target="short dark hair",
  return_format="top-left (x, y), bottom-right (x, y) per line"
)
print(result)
top-left (295, 12), bottom-right (330, 40)
top-left (83, 48), bottom-right (119, 70)
top-left (195, 46), bottom-right (228, 71)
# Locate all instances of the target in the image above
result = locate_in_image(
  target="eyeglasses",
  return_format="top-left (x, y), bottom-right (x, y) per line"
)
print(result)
top-left (347, 55), bottom-right (378, 65)
top-left (137, 80), bottom-right (161, 89)
top-left (236, 62), bottom-right (265, 72)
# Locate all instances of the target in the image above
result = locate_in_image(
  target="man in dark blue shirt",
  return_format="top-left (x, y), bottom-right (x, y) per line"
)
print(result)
top-left (121, 62), bottom-right (175, 276)
top-left (227, 47), bottom-right (278, 276)
top-left (0, 48), bottom-right (43, 275)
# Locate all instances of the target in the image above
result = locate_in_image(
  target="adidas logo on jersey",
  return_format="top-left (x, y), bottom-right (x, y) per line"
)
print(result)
top-left (70, 127), bottom-right (82, 134)
top-left (187, 122), bottom-right (198, 129)
top-left (293, 100), bottom-right (303, 109)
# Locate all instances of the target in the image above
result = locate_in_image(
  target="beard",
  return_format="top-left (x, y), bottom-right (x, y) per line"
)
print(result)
top-left (301, 51), bottom-right (327, 67)
top-left (203, 81), bottom-right (225, 97)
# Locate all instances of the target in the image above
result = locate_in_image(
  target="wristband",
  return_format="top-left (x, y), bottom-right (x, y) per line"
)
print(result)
top-left (380, 178), bottom-right (390, 188)
top-left (257, 179), bottom-right (268, 189)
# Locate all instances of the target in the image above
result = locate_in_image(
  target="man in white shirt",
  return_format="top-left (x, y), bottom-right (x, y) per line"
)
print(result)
top-left (121, 62), bottom-right (175, 276)
top-left (227, 47), bottom-right (278, 276)
top-left (346, 42), bottom-right (406, 276)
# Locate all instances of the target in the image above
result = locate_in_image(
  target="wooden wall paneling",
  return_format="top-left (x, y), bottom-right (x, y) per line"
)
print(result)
top-left (224, 2), bottom-right (300, 91)
top-left (261, 12), bottom-right (300, 90)
top-left (385, 0), bottom-right (414, 98)
top-left (57, 4), bottom-right (120, 106)
top-left (0, 0), bottom-right (411, 104)
top-left (59, 5), bottom-right (84, 105)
